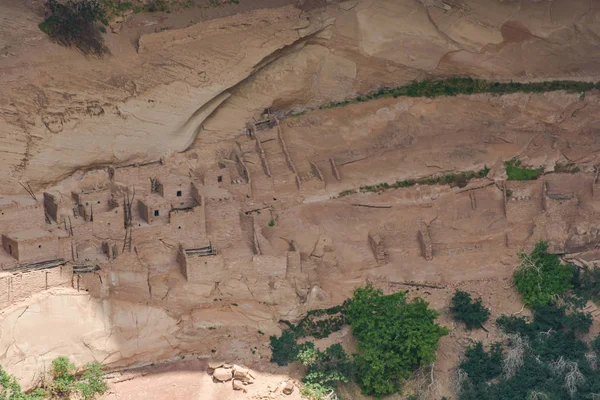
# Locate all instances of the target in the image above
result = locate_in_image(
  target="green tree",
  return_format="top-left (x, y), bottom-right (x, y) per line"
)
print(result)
top-left (39, 0), bottom-right (108, 55)
top-left (513, 241), bottom-right (573, 307)
top-left (47, 357), bottom-right (76, 398)
top-left (76, 362), bottom-right (108, 400)
top-left (346, 286), bottom-right (448, 396)
top-left (269, 330), bottom-right (299, 366)
top-left (450, 290), bottom-right (490, 330)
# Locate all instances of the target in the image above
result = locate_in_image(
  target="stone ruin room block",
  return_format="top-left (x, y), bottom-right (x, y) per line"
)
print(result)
top-left (368, 232), bottom-right (387, 265)
top-left (72, 189), bottom-right (119, 222)
top-left (177, 244), bottom-right (224, 283)
top-left (157, 175), bottom-right (195, 208)
top-left (2, 227), bottom-right (60, 264)
top-left (138, 195), bottom-right (171, 225)
top-left (418, 228), bottom-right (433, 261)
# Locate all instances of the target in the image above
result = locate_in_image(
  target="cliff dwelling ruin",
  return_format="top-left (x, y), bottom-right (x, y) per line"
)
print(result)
top-left (2, 0), bottom-right (600, 398)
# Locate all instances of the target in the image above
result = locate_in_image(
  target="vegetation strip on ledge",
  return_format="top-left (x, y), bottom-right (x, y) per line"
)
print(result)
top-left (338, 166), bottom-right (490, 197)
top-left (289, 77), bottom-right (596, 117)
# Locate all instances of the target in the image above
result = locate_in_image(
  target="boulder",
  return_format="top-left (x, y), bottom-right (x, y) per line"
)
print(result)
top-left (283, 381), bottom-right (295, 395)
top-left (233, 365), bottom-right (254, 383)
top-left (208, 360), bottom-right (224, 373)
top-left (232, 379), bottom-right (247, 392)
top-left (213, 367), bottom-right (233, 382)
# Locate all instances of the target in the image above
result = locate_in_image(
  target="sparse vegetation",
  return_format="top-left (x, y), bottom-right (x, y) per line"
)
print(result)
top-left (554, 163), bottom-right (581, 174)
top-left (39, 0), bottom-right (109, 56)
top-left (0, 357), bottom-right (106, 400)
top-left (268, 219), bottom-right (275, 227)
top-left (513, 241), bottom-right (573, 307)
top-left (356, 166), bottom-right (490, 195)
top-left (505, 159), bottom-right (544, 181)
top-left (286, 78), bottom-right (599, 117)
top-left (450, 290), bottom-right (490, 330)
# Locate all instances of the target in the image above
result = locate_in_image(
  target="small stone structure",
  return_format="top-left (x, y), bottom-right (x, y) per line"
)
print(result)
top-left (542, 180), bottom-right (579, 217)
top-left (2, 228), bottom-right (61, 264)
top-left (177, 243), bottom-right (224, 283)
top-left (72, 188), bottom-right (120, 222)
top-left (138, 195), bottom-right (171, 224)
top-left (368, 232), bottom-right (387, 265)
top-left (156, 175), bottom-right (195, 208)
top-left (418, 225), bottom-right (433, 261)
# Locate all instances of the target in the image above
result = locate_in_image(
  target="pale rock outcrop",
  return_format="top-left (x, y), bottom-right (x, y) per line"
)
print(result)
top-left (213, 367), bottom-right (233, 382)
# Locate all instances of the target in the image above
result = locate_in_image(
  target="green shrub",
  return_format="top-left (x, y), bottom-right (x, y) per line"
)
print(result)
top-left (39, 0), bottom-right (108, 56)
top-left (571, 264), bottom-right (600, 304)
top-left (460, 306), bottom-right (600, 400)
top-left (513, 241), bottom-right (573, 307)
top-left (268, 219), bottom-right (275, 227)
top-left (459, 342), bottom-right (503, 384)
top-left (0, 365), bottom-right (46, 400)
top-left (269, 330), bottom-right (299, 366)
top-left (346, 286), bottom-right (448, 396)
top-left (554, 163), bottom-right (581, 174)
top-left (592, 334), bottom-right (600, 355)
top-left (76, 362), bottom-right (108, 400)
top-left (450, 290), bottom-right (490, 330)
top-left (297, 343), bottom-right (353, 399)
top-left (48, 356), bottom-right (76, 398)
top-left (505, 159), bottom-right (544, 181)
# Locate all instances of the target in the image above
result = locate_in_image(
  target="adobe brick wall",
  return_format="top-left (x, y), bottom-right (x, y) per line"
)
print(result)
top-left (0, 266), bottom-right (73, 310)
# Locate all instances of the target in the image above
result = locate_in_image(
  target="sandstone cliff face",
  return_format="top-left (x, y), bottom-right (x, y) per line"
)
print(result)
top-left (0, 4), bottom-right (327, 191)
top-left (2, 0), bottom-right (600, 395)
top-left (2, 0), bottom-right (600, 192)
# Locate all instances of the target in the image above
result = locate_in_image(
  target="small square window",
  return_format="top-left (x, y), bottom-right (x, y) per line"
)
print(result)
top-left (176, 190), bottom-right (182, 197)
top-left (217, 176), bottom-right (223, 183)
top-left (154, 210), bottom-right (159, 217)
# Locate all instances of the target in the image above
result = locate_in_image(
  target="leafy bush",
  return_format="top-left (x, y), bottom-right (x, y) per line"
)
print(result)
top-left (459, 342), bottom-right (503, 384)
top-left (450, 290), bottom-right (490, 330)
top-left (513, 241), bottom-right (573, 307)
top-left (0, 365), bottom-right (46, 399)
top-left (1, 357), bottom-right (106, 400)
top-left (297, 343), bottom-right (353, 399)
top-left (346, 286), bottom-right (448, 396)
top-left (505, 159), bottom-right (544, 181)
top-left (77, 362), bottom-right (108, 400)
top-left (269, 330), bottom-right (299, 366)
top-left (39, 0), bottom-right (108, 55)
top-left (48, 356), bottom-right (76, 398)
top-left (571, 264), bottom-right (600, 304)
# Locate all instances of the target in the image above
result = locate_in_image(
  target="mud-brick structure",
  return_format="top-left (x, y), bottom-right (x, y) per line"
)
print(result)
top-left (156, 175), bottom-right (195, 208)
top-left (542, 181), bottom-right (579, 217)
top-left (169, 207), bottom-right (207, 246)
top-left (2, 228), bottom-right (61, 264)
top-left (138, 195), bottom-right (171, 225)
top-left (177, 243), bottom-right (224, 283)
top-left (0, 197), bottom-right (45, 234)
top-left (73, 188), bottom-right (120, 222)
top-left (418, 225), bottom-right (433, 261)
top-left (205, 166), bottom-right (232, 188)
top-left (192, 181), bottom-right (230, 202)
top-left (368, 232), bottom-right (387, 265)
